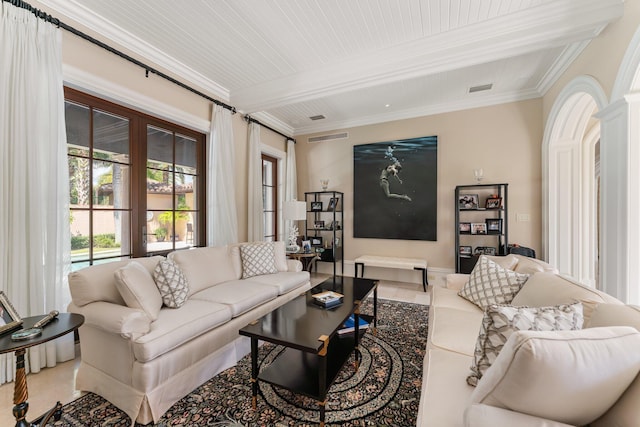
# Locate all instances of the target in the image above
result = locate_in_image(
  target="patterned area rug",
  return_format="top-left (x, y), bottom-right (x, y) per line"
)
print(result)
top-left (51, 299), bottom-right (428, 426)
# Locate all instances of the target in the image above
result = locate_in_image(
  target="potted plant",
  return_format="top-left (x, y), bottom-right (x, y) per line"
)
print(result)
top-left (155, 227), bottom-right (168, 242)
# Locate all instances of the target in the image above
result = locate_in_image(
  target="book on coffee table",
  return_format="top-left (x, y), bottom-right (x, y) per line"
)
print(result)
top-left (338, 314), bottom-right (370, 335)
top-left (312, 290), bottom-right (344, 308)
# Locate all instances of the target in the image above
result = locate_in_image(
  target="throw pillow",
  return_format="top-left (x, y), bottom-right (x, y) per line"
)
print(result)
top-left (467, 302), bottom-right (584, 386)
top-left (468, 327), bottom-right (640, 426)
top-left (240, 242), bottom-right (278, 279)
top-left (114, 261), bottom-right (163, 320)
top-left (458, 256), bottom-right (530, 310)
top-left (153, 259), bottom-right (190, 308)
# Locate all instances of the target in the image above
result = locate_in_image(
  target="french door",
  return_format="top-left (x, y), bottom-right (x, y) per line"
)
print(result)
top-left (65, 88), bottom-right (205, 270)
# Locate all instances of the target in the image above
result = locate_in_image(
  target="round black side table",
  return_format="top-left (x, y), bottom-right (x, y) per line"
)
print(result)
top-left (0, 313), bottom-right (84, 427)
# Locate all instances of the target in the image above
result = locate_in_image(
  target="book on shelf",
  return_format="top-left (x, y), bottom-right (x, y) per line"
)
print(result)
top-left (338, 314), bottom-right (370, 335)
top-left (312, 290), bottom-right (344, 308)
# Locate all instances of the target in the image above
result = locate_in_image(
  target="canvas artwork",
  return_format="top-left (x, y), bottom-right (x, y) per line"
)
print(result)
top-left (353, 136), bottom-right (438, 241)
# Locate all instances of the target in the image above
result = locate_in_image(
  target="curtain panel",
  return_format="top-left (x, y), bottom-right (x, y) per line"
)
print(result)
top-left (207, 105), bottom-right (238, 246)
top-left (0, 4), bottom-right (74, 384)
top-left (247, 123), bottom-right (264, 242)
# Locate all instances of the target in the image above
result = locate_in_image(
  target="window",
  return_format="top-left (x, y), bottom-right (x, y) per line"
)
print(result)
top-left (262, 154), bottom-right (278, 241)
top-left (65, 88), bottom-right (205, 270)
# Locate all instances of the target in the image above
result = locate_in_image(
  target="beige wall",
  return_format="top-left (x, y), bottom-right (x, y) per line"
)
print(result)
top-left (296, 99), bottom-right (543, 270)
top-left (543, 0), bottom-right (640, 120)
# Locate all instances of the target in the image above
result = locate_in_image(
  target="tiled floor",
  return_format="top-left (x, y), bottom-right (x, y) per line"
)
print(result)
top-left (0, 275), bottom-right (429, 425)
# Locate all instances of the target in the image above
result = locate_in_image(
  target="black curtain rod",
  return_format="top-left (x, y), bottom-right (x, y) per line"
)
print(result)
top-left (244, 115), bottom-right (295, 143)
top-left (3, 0), bottom-right (237, 114)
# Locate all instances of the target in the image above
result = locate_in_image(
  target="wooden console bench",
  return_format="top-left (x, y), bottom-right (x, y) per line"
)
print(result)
top-left (354, 255), bottom-right (428, 292)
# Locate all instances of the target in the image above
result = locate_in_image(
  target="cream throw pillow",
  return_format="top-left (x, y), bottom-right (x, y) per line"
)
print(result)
top-left (153, 259), bottom-right (190, 308)
top-left (469, 327), bottom-right (640, 426)
top-left (114, 261), bottom-right (163, 320)
top-left (240, 242), bottom-right (278, 279)
top-left (467, 302), bottom-right (583, 386)
top-left (458, 256), bottom-right (530, 310)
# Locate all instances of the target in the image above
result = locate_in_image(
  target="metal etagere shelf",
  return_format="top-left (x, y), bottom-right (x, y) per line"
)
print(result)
top-left (304, 191), bottom-right (344, 277)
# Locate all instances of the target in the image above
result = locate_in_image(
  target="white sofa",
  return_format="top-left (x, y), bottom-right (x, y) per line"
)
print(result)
top-left (417, 254), bottom-right (640, 427)
top-left (68, 241), bottom-right (310, 425)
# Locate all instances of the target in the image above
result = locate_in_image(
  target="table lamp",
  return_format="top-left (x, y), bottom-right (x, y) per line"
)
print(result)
top-left (283, 200), bottom-right (307, 252)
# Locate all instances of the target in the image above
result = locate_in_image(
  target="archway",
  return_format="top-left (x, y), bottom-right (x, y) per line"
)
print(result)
top-left (542, 76), bottom-right (607, 286)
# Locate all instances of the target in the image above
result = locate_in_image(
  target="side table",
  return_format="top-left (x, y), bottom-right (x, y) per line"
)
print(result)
top-left (286, 251), bottom-right (319, 272)
top-left (0, 313), bottom-right (84, 427)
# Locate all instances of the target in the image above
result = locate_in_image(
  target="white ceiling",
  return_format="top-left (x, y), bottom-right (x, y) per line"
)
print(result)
top-left (40, 0), bottom-right (624, 137)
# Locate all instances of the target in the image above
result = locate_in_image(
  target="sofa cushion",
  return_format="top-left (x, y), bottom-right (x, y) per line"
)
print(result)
top-left (114, 261), bottom-right (163, 321)
top-left (190, 279), bottom-right (278, 317)
top-left (511, 255), bottom-right (558, 274)
top-left (247, 271), bottom-right (310, 295)
top-left (69, 256), bottom-right (164, 306)
top-left (511, 272), bottom-right (613, 308)
top-left (458, 256), bottom-right (529, 310)
top-left (417, 348), bottom-right (474, 427)
top-left (484, 254), bottom-right (519, 271)
top-left (586, 303), bottom-right (640, 330)
top-left (168, 246), bottom-right (242, 294)
top-left (467, 302), bottom-right (583, 386)
top-left (592, 371), bottom-right (640, 427)
top-left (469, 327), bottom-right (640, 426)
top-left (153, 259), bottom-right (190, 308)
top-left (430, 306), bottom-right (484, 356)
top-left (240, 242), bottom-right (279, 279)
top-left (132, 299), bottom-right (232, 362)
top-left (432, 286), bottom-right (481, 313)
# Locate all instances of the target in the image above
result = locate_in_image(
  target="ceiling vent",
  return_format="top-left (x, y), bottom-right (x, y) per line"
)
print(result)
top-left (469, 83), bottom-right (493, 93)
top-left (309, 115), bottom-right (326, 121)
top-left (307, 132), bottom-right (349, 143)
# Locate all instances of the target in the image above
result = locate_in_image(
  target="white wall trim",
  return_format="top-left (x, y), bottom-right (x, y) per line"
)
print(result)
top-left (611, 23), bottom-right (640, 101)
top-left (542, 76), bottom-right (606, 283)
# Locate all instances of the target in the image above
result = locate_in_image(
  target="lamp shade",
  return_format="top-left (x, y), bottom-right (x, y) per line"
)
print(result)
top-left (283, 200), bottom-right (307, 220)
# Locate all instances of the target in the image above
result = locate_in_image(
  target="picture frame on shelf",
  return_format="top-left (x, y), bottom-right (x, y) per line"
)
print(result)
top-left (314, 220), bottom-right (325, 229)
top-left (486, 218), bottom-right (503, 234)
top-left (459, 246), bottom-right (472, 257)
top-left (471, 222), bottom-right (487, 235)
top-left (311, 236), bottom-right (323, 247)
top-left (328, 197), bottom-right (339, 211)
top-left (474, 246), bottom-right (496, 256)
top-left (459, 194), bottom-right (479, 210)
top-left (459, 222), bottom-right (471, 234)
top-left (485, 197), bottom-right (503, 209)
top-left (302, 240), bottom-right (311, 253)
top-left (310, 201), bottom-right (323, 212)
top-left (0, 291), bottom-right (22, 336)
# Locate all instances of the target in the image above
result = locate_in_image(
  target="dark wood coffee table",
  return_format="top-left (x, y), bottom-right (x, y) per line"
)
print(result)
top-left (239, 276), bottom-right (378, 426)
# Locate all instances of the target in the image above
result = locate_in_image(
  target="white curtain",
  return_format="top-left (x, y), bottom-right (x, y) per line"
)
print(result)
top-left (247, 122), bottom-right (264, 241)
top-left (0, 4), bottom-right (74, 385)
top-left (284, 139), bottom-right (298, 239)
top-left (207, 105), bottom-right (238, 246)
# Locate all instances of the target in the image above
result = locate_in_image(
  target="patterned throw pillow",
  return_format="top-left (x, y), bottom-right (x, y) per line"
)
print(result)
top-left (240, 242), bottom-right (278, 279)
top-left (153, 259), bottom-right (190, 308)
top-left (467, 302), bottom-right (584, 386)
top-left (458, 256), bottom-right (530, 310)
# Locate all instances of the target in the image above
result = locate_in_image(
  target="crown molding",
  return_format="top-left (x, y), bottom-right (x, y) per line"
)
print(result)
top-left (249, 112), bottom-right (295, 138)
top-left (292, 89), bottom-right (541, 136)
top-left (234, 0), bottom-right (623, 112)
top-left (40, 0), bottom-right (230, 103)
top-left (537, 39), bottom-right (593, 96)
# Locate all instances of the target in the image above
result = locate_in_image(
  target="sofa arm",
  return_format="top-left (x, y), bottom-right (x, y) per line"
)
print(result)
top-left (446, 273), bottom-right (470, 291)
top-left (287, 259), bottom-right (303, 272)
top-left (464, 404), bottom-right (576, 427)
top-left (68, 301), bottom-right (151, 339)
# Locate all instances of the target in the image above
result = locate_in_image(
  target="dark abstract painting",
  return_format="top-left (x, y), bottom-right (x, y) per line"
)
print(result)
top-left (353, 136), bottom-right (437, 241)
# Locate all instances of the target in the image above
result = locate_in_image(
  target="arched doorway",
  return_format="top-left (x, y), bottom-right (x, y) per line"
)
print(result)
top-left (543, 76), bottom-right (607, 286)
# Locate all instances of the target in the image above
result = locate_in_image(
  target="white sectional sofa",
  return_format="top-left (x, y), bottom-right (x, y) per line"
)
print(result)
top-left (417, 254), bottom-right (640, 427)
top-left (68, 241), bottom-right (310, 425)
